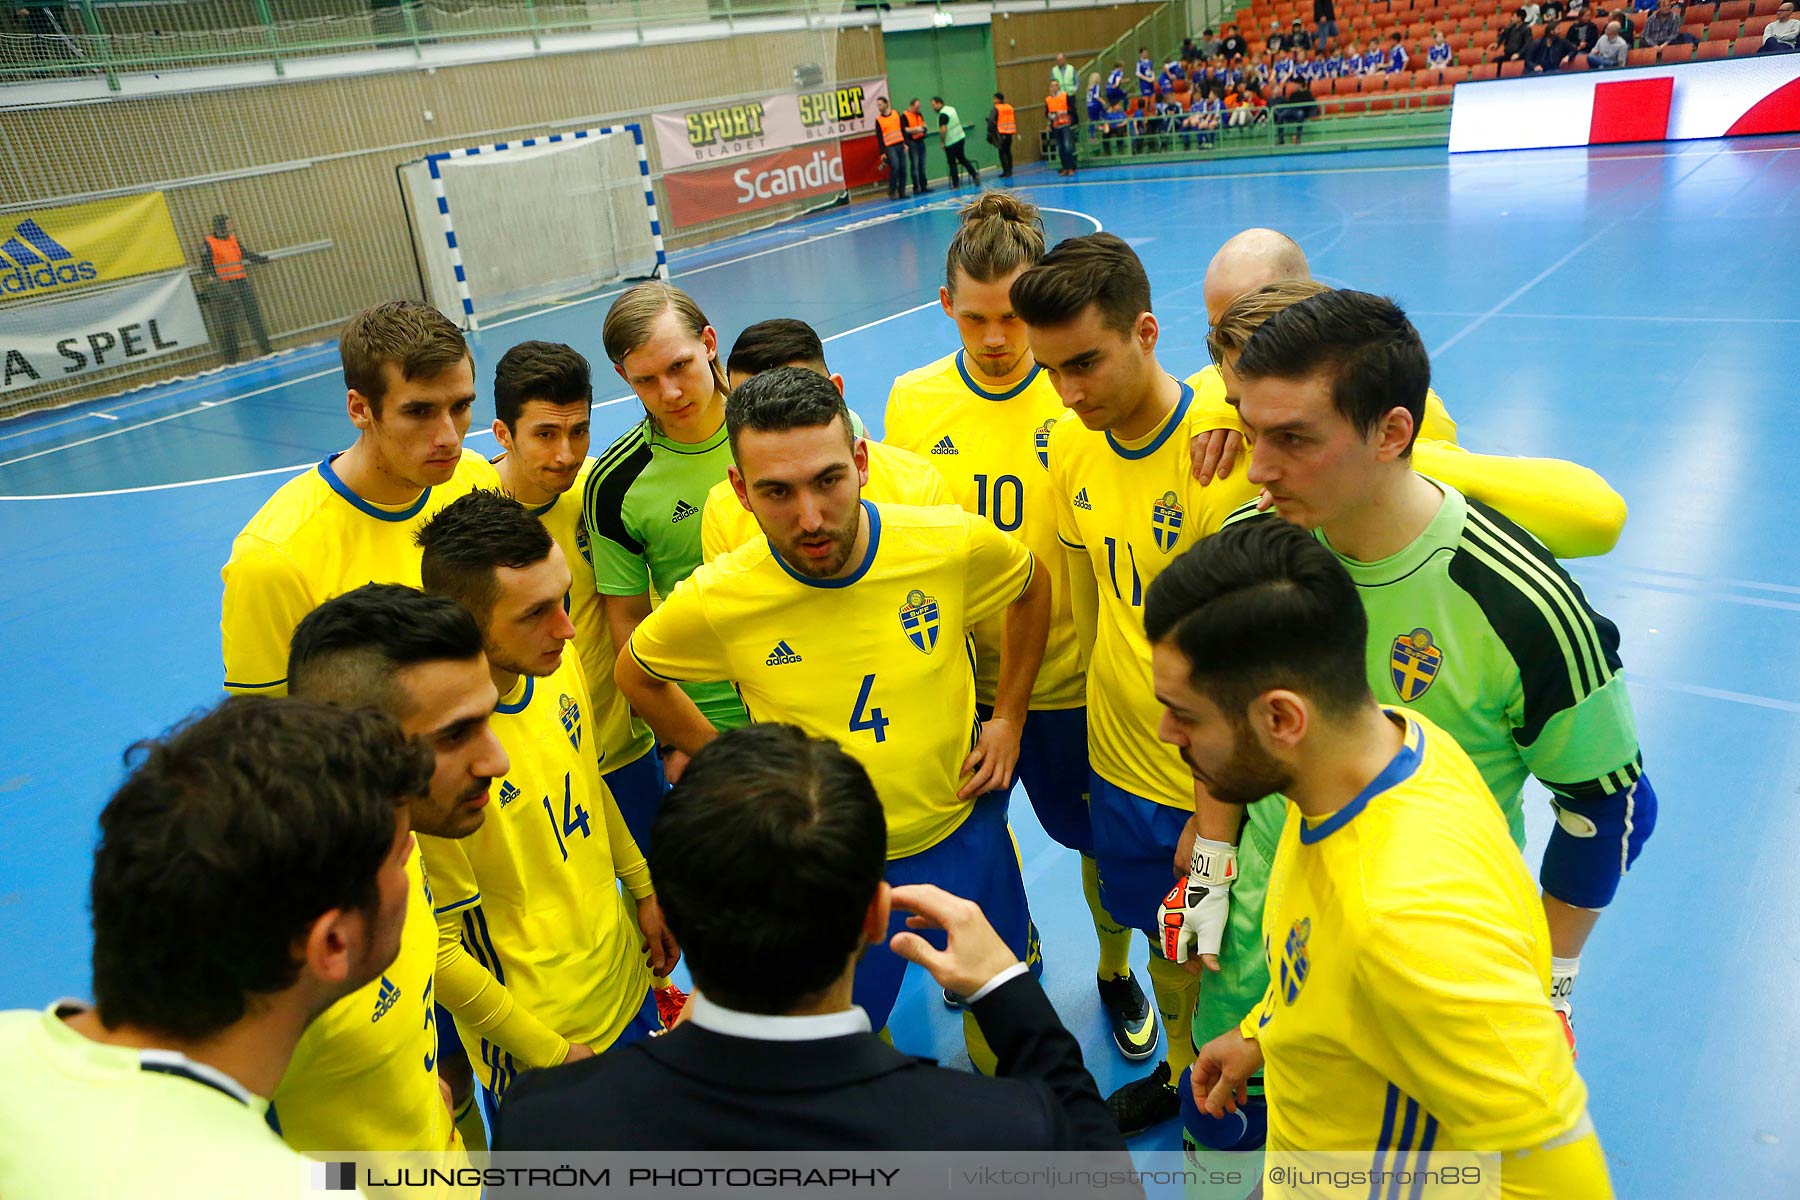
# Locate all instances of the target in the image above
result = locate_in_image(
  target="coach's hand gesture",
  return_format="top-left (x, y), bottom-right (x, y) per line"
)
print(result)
top-left (888, 884), bottom-right (1019, 1000)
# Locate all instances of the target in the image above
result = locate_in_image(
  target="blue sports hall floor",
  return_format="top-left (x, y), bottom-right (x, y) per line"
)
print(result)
top-left (4, 135), bottom-right (1799, 1197)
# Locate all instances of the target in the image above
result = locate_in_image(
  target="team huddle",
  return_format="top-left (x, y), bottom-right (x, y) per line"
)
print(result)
top-left (2, 195), bottom-right (1652, 1198)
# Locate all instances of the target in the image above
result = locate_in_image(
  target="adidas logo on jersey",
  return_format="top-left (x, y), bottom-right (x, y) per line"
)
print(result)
top-left (371, 975), bottom-right (401, 1023)
top-left (671, 499), bottom-right (700, 523)
top-left (498, 780), bottom-right (521, 808)
top-left (766, 640), bottom-right (803, 666)
top-left (1073, 487), bottom-right (1093, 510)
top-left (930, 436), bottom-right (959, 456)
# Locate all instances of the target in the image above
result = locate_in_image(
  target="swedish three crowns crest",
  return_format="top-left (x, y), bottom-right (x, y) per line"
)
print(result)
top-left (558, 692), bottom-right (582, 750)
top-left (1152, 490), bottom-right (1185, 552)
top-left (1389, 627), bottom-right (1443, 702)
top-left (1034, 418), bottom-right (1058, 469)
top-left (899, 589), bottom-right (940, 653)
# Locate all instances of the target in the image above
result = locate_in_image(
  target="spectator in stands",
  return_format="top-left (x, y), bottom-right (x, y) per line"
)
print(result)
top-left (1528, 20), bottom-right (1580, 69)
top-left (1086, 71), bottom-right (1106, 129)
top-left (1493, 10), bottom-right (1534, 61)
top-left (1569, 7), bottom-right (1602, 52)
top-left (1522, 0), bottom-right (1543, 25)
top-left (1273, 49), bottom-right (1297, 84)
top-left (1315, 0), bottom-right (1340, 47)
top-left (1102, 97), bottom-right (1130, 152)
top-left (1645, 1), bottom-right (1700, 48)
top-left (1197, 29), bottom-right (1220, 58)
top-left (1290, 18), bottom-right (1314, 51)
top-left (1302, 46), bottom-right (1328, 82)
top-left (1265, 19), bottom-right (1285, 54)
top-left (1362, 39), bottom-right (1388, 73)
top-left (1762, 2), bottom-right (1799, 50)
top-left (1273, 74), bottom-right (1317, 145)
top-left (1385, 31), bottom-right (1410, 70)
top-left (1136, 47), bottom-right (1156, 97)
top-left (1589, 19), bottom-right (1631, 64)
top-left (1180, 88), bottom-right (1220, 149)
top-left (1428, 28), bottom-right (1453, 68)
top-left (1632, 0), bottom-right (1657, 14)
top-left (1542, 0), bottom-right (1566, 21)
top-left (1223, 24), bottom-right (1250, 60)
top-left (1608, 7), bottom-right (1638, 46)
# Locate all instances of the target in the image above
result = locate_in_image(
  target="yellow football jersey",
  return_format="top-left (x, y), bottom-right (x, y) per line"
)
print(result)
top-left (1048, 381), bottom-right (1259, 808)
top-left (523, 456), bottom-right (653, 773)
top-left (417, 653), bottom-right (652, 1100)
top-left (629, 501), bottom-right (1036, 859)
top-left (884, 351), bottom-right (1084, 711)
top-left (1185, 364), bottom-right (1460, 445)
top-left (1243, 710), bottom-right (1592, 1165)
top-left (699, 439), bottom-right (954, 563)
top-left (220, 451), bottom-right (499, 694)
top-left (271, 838), bottom-right (457, 1153)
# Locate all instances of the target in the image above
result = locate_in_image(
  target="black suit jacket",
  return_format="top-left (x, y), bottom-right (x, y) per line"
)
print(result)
top-left (493, 974), bottom-right (1122, 1151)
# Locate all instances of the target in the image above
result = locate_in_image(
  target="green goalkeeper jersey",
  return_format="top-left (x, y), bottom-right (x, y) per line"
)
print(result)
top-left (583, 415), bottom-right (748, 730)
top-left (1232, 481), bottom-right (1642, 844)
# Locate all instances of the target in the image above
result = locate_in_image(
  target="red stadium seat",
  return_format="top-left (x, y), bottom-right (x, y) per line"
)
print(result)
top-left (1730, 35), bottom-right (1765, 53)
top-left (1458, 44), bottom-right (1487, 64)
top-left (1695, 37), bottom-right (1732, 56)
top-left (1369, 94), bottom-right (1397, 111)
top-left (1683, 12), bottom-right (1714, 34)
top-left (1440, 64), bottom-right (1472, 84)
top-left (1332, 75), bottom-right (1363, 93)
top-left (1468, 62), bottom-right (1500, 79)
top-left (1627, 46), bottom-right (1660, 64)
top-left (1659, 42), bottom-right (1697, 61)
top-left (1498, 59), bottom-right (1526, 77)
top-left (1448, 32), bottom-right (1472, 50)
top-left (1425, 87), bottom-right (1453, 106)
top-left (1714, 0), bottom-right (1753, 22)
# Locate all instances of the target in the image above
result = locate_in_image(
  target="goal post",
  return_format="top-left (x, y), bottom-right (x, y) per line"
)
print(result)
top-left (410, 123), bottom-right (666, 330)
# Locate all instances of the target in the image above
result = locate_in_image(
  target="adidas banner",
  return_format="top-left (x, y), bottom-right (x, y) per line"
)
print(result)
top-left (2, 270), bottom-right (208, 393)
top-left (654, 77), bottom-right (890, 170)
top-left (0, 192), bottom-right (186, 303)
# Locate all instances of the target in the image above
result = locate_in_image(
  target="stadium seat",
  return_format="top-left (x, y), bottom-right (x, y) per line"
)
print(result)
top-left (1499, 59), bottom-right (1526, 77)
top-left (1332, 75), bottom-right (1363, 94)
top-left (1440, 64), bottom-right (1472, 84)
top-left (1369, 94), bottom-right (1397, 111)
top-left (1714, 0), bottom-right (1752, 22)
top-left (1683, 12), bottom-right (1714, 35)
top-left (1458, 45), bottom-right (1487, 64)
top-left (1469, 62), bottom-right (1500, 79)
top-left (1409, 22), bottom-right (1434, 39)
top-left (1448, 31), bottom-right (1471, 50)
top-left (1731, 35), bottom-right (1765, 53)
top-left (1696, 36), bottom-right (1732, 56)
top-left (1659, 42), bottom-right (1697, 61)
top-left (1627, 46), bottom-right (1660, 64)
top-left (1425, 87), bottom-right (1453, 106)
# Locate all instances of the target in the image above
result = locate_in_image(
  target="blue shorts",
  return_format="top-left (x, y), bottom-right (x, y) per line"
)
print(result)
top-left (603, 746), bottom-right (667, 855)
top-left (852, 791), bottom-right (1034, 1030)
top-left (1090, 772), bottom-right (1191, 940)
top-left (980, 704), bottom-right (1093, 853)
top-left (479, 988), bottom-right (658, 1126)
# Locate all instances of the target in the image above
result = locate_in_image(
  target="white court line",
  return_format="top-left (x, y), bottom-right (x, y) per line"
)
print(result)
top-left (1429, 226), bottom-right (1613, 358)
top-left (0, 203), bottom-right (1107, 500)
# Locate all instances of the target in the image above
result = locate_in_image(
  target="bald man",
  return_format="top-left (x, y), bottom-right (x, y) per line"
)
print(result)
top-left (1185, 228), bottom-right (1458, 483)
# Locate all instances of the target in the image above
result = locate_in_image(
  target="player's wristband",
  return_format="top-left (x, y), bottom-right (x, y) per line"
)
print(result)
top-left (1190, 836), bottom-right (1238, 888)
top-left (1159, 837), bottom-right (1238, 963)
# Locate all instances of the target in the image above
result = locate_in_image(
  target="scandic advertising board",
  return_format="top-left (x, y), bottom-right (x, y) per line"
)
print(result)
top-left (653, 77), bottom-right (890, 169)
top-left (663, 143), bottom-right (865, 229)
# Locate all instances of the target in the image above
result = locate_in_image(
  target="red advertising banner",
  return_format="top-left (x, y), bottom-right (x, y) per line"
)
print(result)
top-left (663, 142), bottom-right (850, 229)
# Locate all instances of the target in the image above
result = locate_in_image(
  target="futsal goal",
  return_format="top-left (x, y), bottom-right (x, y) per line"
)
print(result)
top-left (400, 124), bottom-right (666, 330)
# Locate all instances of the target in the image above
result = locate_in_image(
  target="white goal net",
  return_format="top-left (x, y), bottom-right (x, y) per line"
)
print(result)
top-left (402, 125), bottom-right (664, 329)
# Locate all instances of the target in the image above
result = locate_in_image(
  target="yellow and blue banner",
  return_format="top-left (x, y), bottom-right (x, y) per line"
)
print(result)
top-left (0, 192), bottom-right (185, 303)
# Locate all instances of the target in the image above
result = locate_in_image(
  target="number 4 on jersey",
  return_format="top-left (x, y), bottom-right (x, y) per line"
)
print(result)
top-left (849, 673), bottom-right (890, 743)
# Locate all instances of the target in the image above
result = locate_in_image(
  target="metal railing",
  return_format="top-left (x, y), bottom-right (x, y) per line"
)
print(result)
top-left (1, 0), bottom-right (898, 89)
top-left (1061, 89), bottom-right (1452, 161)
top-left (1074, 2), bottom-right (1190, 96)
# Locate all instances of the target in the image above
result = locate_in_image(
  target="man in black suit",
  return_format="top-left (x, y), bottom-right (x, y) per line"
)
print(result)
top-left (493, 724), bottom-right (1123, 1151)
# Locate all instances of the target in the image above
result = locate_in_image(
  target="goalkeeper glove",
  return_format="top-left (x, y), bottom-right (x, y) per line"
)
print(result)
top-left (1159, 836), bottom-right (1238, 964)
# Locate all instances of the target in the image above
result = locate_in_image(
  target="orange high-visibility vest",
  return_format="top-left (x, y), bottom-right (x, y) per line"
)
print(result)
top-left (901, 109), bottom-right (927, 140)
top-left (877, 111), bottom-right (905, 146)
top-left (995, 103), bottom-right (1016, 134)
top-left (206, 234), bottom-right (246, 281)
top-left (1046, 91), bottom-right (1071, 127)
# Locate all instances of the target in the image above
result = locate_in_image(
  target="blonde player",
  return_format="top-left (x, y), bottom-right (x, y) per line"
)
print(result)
top-left (884, 192), bottom-right (1156, 1062)
top-left (1011, 232), bottom-right (1260, 1135)
top-left (490, 341), bottom-right (686, 1026)
top-left (616, 367), bottom-right (1051, 1071)
top-left (220, 300), bottom-right (497, 695)
top-left (1157, 521), bottom-right (1612, 1200)
top-left (701, 319), bottom-right (947, 561)
top-left (417, 491), bottom-right (677, 1121)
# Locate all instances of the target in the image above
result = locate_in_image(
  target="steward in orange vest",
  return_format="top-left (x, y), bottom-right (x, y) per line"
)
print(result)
top-left (987, 94), bottom-right (1017, 179)
top-left (200, 214), bottom-right (273, 363)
